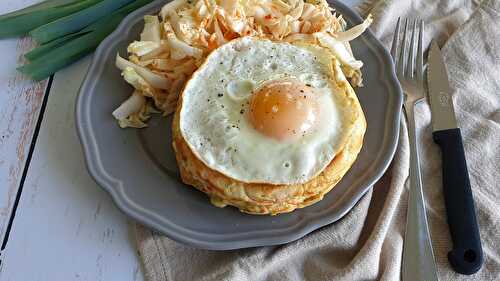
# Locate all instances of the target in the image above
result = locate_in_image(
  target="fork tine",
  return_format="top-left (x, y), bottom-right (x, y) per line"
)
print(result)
top-left (406, 19), bottom-right (417, 77)
top-left (390, 17), bottom-right (401, 62)
top-left (416, 20), bottom-right (424, 81)
top-left (397, 19), bottom-right (409, 77)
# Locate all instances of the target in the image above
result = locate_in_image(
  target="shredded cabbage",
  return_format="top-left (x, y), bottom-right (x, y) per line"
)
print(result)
top-left (121, 67), bottom-right (156, 96)
top-left (127, 41), bottom-right (161, 56)
top-left (141, 15), bottom-right (161, 42)
top-left (333, 14), bottom-right (373, 42)
top-left (166, 32), bottom-right (203, 59)
top-left (112, 90), bottom-right (146, 121)
top-left (117, 102), bottom-right (155, 129)
top-left (314, 32), bottom-right (363, 69)
top-left (160, 0), bottom-right (190, 19)
top-left (116, 54), bottom-right (171, 89)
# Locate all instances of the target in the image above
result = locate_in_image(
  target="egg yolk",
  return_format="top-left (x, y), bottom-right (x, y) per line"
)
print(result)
top-left (249, 79), bottom-right (319, 141)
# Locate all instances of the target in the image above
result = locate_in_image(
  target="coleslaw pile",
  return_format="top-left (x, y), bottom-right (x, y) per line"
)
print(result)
top-left (113, 0), bottom-right (373, 128)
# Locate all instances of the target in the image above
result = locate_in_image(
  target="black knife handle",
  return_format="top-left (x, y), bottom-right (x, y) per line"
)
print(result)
top-left (433, 128), bottom-right (483, 275)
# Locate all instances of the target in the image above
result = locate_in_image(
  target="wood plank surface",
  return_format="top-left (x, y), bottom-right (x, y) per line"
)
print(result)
top-left (0, 57), bottom-right (143, 281)
top-left (0, 0), bottom-right (49, 243)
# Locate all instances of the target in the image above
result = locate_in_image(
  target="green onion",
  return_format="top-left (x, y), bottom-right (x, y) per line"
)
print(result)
top-left (0, 0), bottom-right (102, 38)
top-left (0, 0), bottom-right (80, 20)
top-left (30, 0), bottom-right (136, 44)
top-left (24, 32), bottom-right (86, 60)
top-left (18, 0), bottom-right (154, 80)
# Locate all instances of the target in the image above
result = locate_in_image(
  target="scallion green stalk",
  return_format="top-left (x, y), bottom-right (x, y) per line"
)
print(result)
top-left (0, 0), bottom-right (103, 38)
top-left (18, 0), bottom-right (154, 80)
top-left (0, 0), bottom-right (80, 20)
top-left (30, 0), bottom-right (136, 44)
top-left (24, 32), bottom-right (85, 60)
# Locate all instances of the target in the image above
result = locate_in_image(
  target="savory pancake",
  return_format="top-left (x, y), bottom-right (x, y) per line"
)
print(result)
top-left (172, 38), bottom-right (366, 215)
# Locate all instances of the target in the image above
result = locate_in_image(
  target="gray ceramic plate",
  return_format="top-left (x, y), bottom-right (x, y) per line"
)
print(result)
top-left (76, 0), bottom-right (402, 250)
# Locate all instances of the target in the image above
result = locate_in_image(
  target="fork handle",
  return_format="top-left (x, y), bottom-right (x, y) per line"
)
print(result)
top-left (402, 105), bottom-right (439, 281)
top-left (433, 128), bottom-right (483, 275)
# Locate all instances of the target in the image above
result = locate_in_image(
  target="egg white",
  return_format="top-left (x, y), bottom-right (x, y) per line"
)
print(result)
top-left (179, 37), bottom-right (353, 184)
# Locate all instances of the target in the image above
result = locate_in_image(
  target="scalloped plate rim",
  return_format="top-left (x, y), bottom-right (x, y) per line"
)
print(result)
top-left (75, 0), bottom-right (403, 250)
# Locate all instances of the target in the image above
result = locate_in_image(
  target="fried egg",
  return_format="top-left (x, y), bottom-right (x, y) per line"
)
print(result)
top-left (178, 37), bottom-right (358, 185)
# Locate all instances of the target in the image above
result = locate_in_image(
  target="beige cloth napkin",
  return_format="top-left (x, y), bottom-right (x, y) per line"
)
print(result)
top-left (135, 0), bottom-right (500, 280)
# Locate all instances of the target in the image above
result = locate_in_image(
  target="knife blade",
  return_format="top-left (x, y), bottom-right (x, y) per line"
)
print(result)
top-left (427, 42), bottom-right (458, 132)
top-left (427, 40), bottom-right (483, 275)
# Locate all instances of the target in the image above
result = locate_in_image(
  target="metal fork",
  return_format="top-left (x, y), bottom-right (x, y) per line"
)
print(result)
top-left (391, 18), bottom-right (439, 281)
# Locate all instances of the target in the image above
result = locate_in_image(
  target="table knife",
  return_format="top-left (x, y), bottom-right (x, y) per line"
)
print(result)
top-left (427, 41), bottom-right (483, 275)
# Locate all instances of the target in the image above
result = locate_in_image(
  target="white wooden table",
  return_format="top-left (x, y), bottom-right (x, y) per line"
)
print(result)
top-left (0, 1), bottom-right (361, 280)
